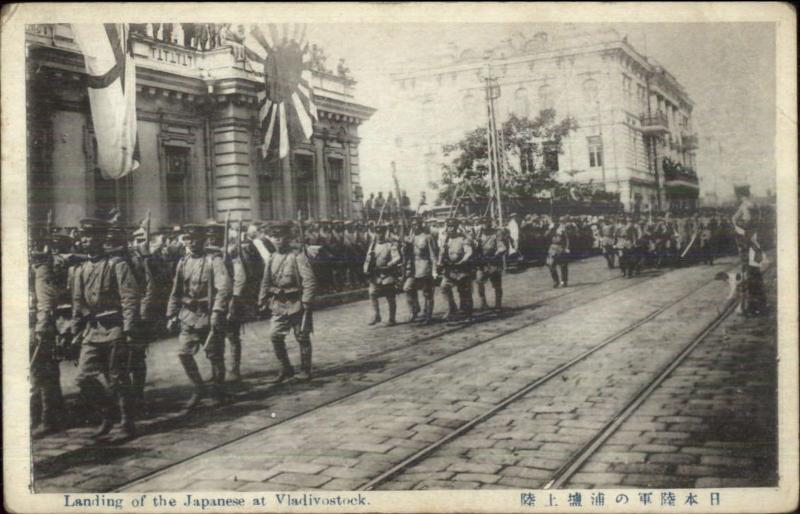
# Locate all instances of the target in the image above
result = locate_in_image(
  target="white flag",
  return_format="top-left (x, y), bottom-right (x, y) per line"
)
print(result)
top-left (71, 24), bottom-right (139, 179)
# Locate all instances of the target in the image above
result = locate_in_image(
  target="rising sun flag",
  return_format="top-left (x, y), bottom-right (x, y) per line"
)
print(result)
top-left (243, 23), bottom-right (318, 159)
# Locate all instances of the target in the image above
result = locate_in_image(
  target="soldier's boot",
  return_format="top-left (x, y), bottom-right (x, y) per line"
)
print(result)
top-left (387, 295), bottom-right (397, 326)
top-left (179, 354), bottom-right (205, 411)
top-left (111, 394), bottom-right (136, 442)
top-left (210, 363), bottom-right (231, 406)
top-left (270, 340), bottom-right (295, 383)
top-left (424, 297), bottom-right (435, 324)
top-left (298, 342), bottom-right (313, 382)
top-left (476, 282), bottom-right (489, 310)
top-left (444, 289), bottom-right (458, 321)
top-left (406, 292), bottom-right (420, 322)
top-left (368, 297), bottom-right (382, 325)
top-left (494, 289), bottom-right (503, 311)
top-left (229, 336), bottom-right (242, 383)
top-left (549, 266), bottom-right (560, 287)
top-left (78, 377), bottom-right (113, 438)
top-left (561, 265), bottom-right (569, 287)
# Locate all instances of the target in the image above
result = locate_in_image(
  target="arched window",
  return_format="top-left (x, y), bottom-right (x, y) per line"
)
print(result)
top-left (538, 84), bottom-right (553, 111)
top-left (514, 87), bottom-right (530, 118)
top-left (582, 78), bottom-right (599, 105)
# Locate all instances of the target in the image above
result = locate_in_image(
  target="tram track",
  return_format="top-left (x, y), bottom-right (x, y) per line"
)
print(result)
top-left (360, 271), bottom-right (738, 491)
top-left (110, 265), bottom-right (673, 492)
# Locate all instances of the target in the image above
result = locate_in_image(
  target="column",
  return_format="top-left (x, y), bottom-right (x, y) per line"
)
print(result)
top-left (314, 137), bottom-right (329, 219)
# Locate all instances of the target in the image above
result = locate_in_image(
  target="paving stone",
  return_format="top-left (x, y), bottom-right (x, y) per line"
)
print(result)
top-left (267, 472), bottom-right (331, 488)
top-left (700, 455), bottom-right (756, 467)
top-left (453, 473), bottom-right (501, 484)
top-left (500, 466), bottom-right (552, 480)
top-left (447, 462), bottom-right (502, 474)
top-left (271, 462), bottom-right (327, 475)
top-left (569, 472), bottom-right (626, 486)
top-left (230, 469), bottom-right (281, 483)
top-left (647, 453), bottom-right (698, 465)
top-left (338, 441), bottom-right (394, 454)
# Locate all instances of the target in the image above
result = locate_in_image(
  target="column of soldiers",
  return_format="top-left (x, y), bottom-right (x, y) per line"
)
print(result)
top-left (29, 207), bottom-right (749, 441)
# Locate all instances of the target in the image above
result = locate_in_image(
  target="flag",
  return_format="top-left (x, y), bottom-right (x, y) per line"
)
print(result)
top-left (71, 24), bottom-right (139, 180)
top-left (243, 24), bottom-right (317, 159)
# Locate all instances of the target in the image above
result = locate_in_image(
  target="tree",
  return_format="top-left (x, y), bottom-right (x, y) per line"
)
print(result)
top-left (437, 109), bottom-right (578, 206)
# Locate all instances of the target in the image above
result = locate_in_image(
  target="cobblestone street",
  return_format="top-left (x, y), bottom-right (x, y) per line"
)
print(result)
top-left (31, 255), bottom-right (778, 493)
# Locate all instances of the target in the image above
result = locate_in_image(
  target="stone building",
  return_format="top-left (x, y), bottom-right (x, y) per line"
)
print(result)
top-left (389, 25), bottom-right (699, 213)
top-left (26, 24), bottom-right (375, 228)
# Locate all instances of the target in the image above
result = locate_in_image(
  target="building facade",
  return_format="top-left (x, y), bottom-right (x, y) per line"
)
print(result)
top-left (26, 24), bottom-right (375, 228)
top-left (389, 26), bottom-right (699, 213)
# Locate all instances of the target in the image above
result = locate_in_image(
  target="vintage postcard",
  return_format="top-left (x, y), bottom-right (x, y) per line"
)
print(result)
top-left (2, 2), bottom-right (797, 513)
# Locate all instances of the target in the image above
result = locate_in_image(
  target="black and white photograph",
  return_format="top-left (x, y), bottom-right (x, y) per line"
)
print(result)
top-left (2, 3), bottom-right (797, 513)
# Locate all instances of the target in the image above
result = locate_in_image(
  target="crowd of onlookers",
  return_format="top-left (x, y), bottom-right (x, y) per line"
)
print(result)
top-left (129, 23), bottom-right (231, 51)
top-left (362, 190), bottom-right (419, 221)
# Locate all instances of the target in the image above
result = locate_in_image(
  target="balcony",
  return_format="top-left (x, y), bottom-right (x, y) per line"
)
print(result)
top-left (681, 132), bottom-right (698, 150)
top-left (640, 112), bottom-right (669, 135)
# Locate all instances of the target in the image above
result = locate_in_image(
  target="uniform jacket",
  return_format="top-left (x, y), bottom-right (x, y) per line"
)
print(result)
top-left (167, 250), bottom-right (232, 329)
top-left (127, 248), bottom-right (158, 321)
top-left (440, 235), bottom-right (473, 280)
top-left (72, 255), bottom-right (140, 342)
top-left (406, 232), bottom-right (437, 279)
top-left (365, 240), bottom-right (401, 285)
top-left (258, 246), bottom-right (317, 316)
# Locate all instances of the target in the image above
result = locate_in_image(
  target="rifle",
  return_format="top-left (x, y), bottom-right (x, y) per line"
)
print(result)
top-left (296, 210), bottom-right (313, 334)
top-left (144, 209), bottom-right (151, 256)
top-left (391, 162), bottom-right (407, 281)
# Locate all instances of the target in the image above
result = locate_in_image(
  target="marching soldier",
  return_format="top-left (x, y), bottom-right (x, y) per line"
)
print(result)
top-left (166, 223), bottom-right (232, 411)
top-left (226, 223), bottom-right (264, 382)
top-left (29, 225), bottom-right (69, 438)
top-left (439, 218), bottom-right (474, 321)
top-left (364, 223), bottom-right (401, 325)
top-left (546, 215), bottom-right (570, 288)
top-left (258, 221), bottom-right (317, 382)
top-left (71, 218), bottom-right (140, 441)
top-left (599, 216), bottom-right (617, 268)
top-left (474, 217), bottom-right (507, 310)
top-left (402, 216), bottom-right (438, 324)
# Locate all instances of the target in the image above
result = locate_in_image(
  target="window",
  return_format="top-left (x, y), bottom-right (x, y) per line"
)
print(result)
top-left (164, 145), bottom-right (191, 224)
top-left (622, 75), bottom-right (632, 107)
top-left (259, 175), bottom-right (275, 220)
top-left (637, 84), bottom-right (646, 112)
top-left (538, 84), bottom-right (553, 111)
top-left (582, 78), bottom-right (598, 105)
top-left (519, 143), bottom-right (535, 174)
top-left (294, 153), bottom-right (316, 218)
top-left (514, 87), bottom-right (530, 117)
top-left (543, 142), bottom-right (559, 172)
top-left (328, 156), bottom-right (343, 182)
top-left (587, 136), bottom-right (603, 168)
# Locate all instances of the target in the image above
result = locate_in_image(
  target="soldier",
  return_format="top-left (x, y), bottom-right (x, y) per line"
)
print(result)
top-left (71, 218), bottom-right (140, 441)
top-left (474, 217), bottom-right (507, 310)
top-left (599, 216), bottom-right (617, 268)
top-left (258, 221), bottom-right (317, 382)
top-left (616, 215), bottom-right (641, 278)
top-left (166, 223), bottom-right (232, 411)
top-left (107, 225), bottom-right (156, 415)
top-left (364, 223), bottom-right (401, 325)
top-left (546, 215), bottom-right (570, 288)
top-left (226, 222), bottom-right (264, 382)
top-left (438, 218), bottom-right (474, 321)
top-left (731, 185), bottom-right (766, 316)
top-left (402, 216), bottom-right (438, 324)
top-left (29, 225), bottom-right (70, 438)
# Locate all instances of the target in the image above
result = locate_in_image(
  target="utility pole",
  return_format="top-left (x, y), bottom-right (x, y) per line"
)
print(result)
top-left (483, 62), bottom-right (504, 227)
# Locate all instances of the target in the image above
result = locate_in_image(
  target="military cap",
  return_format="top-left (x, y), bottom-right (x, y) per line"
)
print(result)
top-left (106, 225), bottom-right (129, 243)
top-left (181, 223), bottom-right (206, 237)
top-left (78, 217), bottom-right (111, 233)
top-left (205, 222), bottom-right (226, 238)
top-left (268, 220), bottom-right (294, 234)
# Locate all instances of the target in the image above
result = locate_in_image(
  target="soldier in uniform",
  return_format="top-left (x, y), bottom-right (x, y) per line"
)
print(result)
top-left (474, 217), bottom-right (507, 310)
top-left (105, 225), bottom-right (155, 415)
top-left (258, 221), bottom-right (317, 382)
top-left (438, 218), bottom-right (474, 321)
top-left (226, 223), bottom-right (264, 382)
top-left (71, 218), bottom-right (140, 441)
top-left (29, 225), bottom-right (69, 437)
top-left (166, 223), bottom-right (232, 410)
top-left (546, 216), bottom-right (570, 288)
top-left (402, 216), bottom-right (438, 323)
top-left (599, 216), bottom-right (617, 268)
top-left (364, 223), bottom-right (401, 325)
